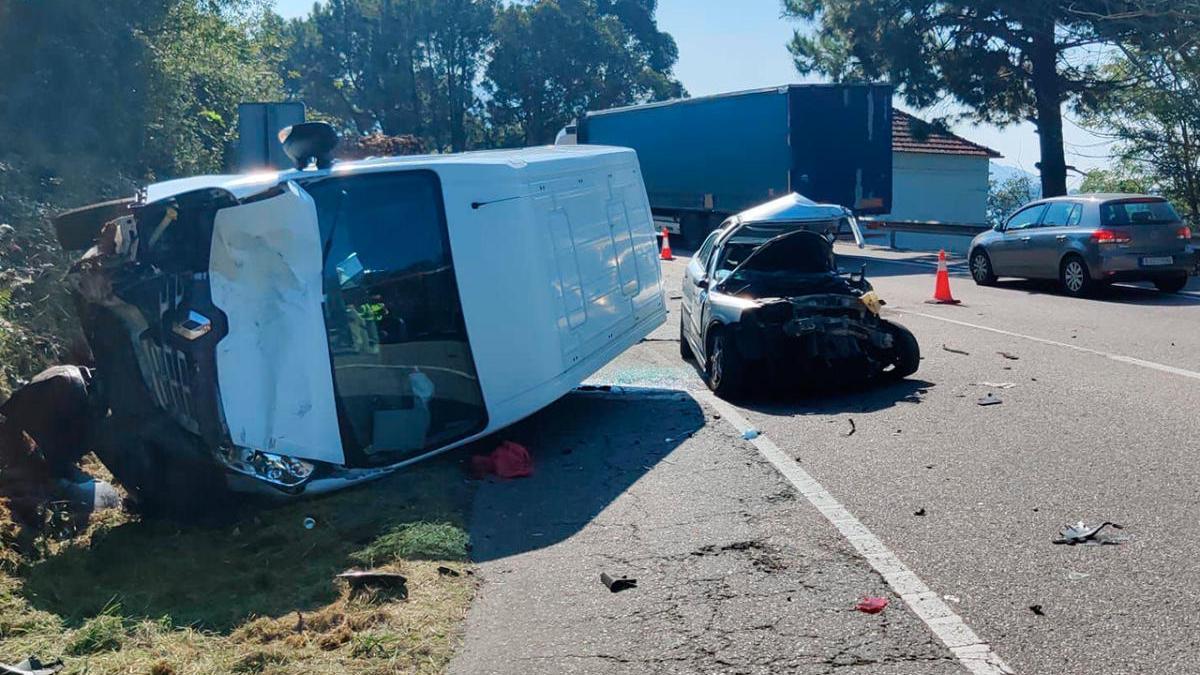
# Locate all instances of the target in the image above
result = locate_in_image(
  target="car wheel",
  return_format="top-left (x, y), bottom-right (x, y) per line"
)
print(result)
top-left (969, 249), bottom-right (997, 285)
top-left (1059, 255), bottom-right (1093, 297)
top-left (1153, 273), bottom-right (1189, 293)
top-left (885, 321), bottom-right (920, 379)
top-left (706, 329), bottom-right (745, 398)
top-left (679, 314), bottom-right (693, 360)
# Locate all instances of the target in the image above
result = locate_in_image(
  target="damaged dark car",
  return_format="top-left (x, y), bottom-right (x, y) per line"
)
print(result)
top-left (679, 194), bottom-right (920, 397)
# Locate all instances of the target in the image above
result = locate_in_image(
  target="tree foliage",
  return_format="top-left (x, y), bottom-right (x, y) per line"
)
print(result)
top-left (987, 173), bottom-right (1038, 227)
top-left (783, 0), bottom-right (1140, 198)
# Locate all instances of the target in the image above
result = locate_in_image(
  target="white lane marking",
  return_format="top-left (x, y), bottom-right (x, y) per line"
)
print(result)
top-left (691, 388), bottom-right (1014, 675)
top-left (897, 309), bottom-right (1200, 382)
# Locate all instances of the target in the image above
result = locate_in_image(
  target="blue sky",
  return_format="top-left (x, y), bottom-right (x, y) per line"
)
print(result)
top-left (274, 0), bottom-right (1111, 180)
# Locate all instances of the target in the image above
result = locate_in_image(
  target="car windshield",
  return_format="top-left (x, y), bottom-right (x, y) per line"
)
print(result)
top-left (1100, 199), bottom-right (1181, 225)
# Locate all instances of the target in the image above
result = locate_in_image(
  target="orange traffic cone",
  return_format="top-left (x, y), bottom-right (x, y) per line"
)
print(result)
top-left (927, 249), bottom-right (961, 305)
top-left (659, 227), bottom-right (674, 261)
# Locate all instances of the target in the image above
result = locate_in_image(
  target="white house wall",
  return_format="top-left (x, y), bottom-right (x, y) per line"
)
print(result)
top-left (887, 152), bottom-right (990, 224)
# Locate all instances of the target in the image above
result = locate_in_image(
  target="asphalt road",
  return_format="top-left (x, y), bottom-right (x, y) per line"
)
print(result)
top-left (455, 244), bottom-right (1200, 674)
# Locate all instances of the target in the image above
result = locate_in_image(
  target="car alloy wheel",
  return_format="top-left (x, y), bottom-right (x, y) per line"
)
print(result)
top-left (970, 250), bottom-right (995, 285)
top-left (1063, 260), bottom-right (1085, 293)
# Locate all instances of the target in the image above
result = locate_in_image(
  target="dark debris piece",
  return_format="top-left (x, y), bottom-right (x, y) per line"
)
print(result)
top-left (437, 566), bottom-right (461, 577)
top-left (977, 393), bottom-right (1003, 406)
top-left (336, 569), bottom-right (409, 593)
top-left (942, 345), bottom-right (970, 356)
top-left (0, 656), bottom-right (63, 675)
top-left (600, 572), bottom-right (638, 593)
top-left (845, 418), bottom-right (856, 437)
top-left (914, 508), bottom-right (927, 517)
top-left (1029, 604), bottom-right (1045, 616)
top-left (1052, 521), bottom-right (1124, 545)
top-left (997, 351), bottom-right (1020, 360)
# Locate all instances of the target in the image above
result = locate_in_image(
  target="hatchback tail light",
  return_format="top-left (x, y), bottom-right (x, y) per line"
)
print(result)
top-left (1178, 226), bottom-right (1193, 240)
top-left (1092, 229), bottom-right (1131, 244)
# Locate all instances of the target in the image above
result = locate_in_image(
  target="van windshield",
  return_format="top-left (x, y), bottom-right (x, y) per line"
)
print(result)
top-left (305, 171), bottom-right (487, 463)
top-left (1101, 199), bottom-right (1181, 225)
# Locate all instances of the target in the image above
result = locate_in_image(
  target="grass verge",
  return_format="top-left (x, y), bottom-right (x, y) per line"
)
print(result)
top-left (0, 456), bottom-right (476, 674)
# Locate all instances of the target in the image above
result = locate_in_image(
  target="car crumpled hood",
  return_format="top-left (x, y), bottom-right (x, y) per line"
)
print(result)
top-left (729, 230), bottom-right (836, 276)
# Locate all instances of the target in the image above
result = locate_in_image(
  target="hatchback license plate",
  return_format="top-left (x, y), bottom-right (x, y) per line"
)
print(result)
top-left (1142, 256), bottom-right (1173, 266)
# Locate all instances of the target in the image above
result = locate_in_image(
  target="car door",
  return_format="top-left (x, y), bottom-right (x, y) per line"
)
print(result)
top-left (682, 229), bottom-right (721, 355)
top-left (1026, 201), bottom-right (1079, 278)
top-left (990, 203), bottom-right (1048, 277)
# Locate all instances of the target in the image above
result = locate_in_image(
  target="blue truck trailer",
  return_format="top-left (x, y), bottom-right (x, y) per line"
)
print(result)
top-left (570, 84), bottom-right (893, 246)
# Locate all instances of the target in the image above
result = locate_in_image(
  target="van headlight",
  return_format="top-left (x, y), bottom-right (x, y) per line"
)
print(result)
top-left (218, 446), bottom-right (316, 488)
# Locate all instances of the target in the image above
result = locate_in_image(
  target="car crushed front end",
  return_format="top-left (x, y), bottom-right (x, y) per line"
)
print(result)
top-left (705, 230), bottom-right (919, 394)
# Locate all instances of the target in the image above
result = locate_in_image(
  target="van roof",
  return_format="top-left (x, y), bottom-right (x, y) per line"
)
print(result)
top-left (144, 145), bottom-right (634, 205)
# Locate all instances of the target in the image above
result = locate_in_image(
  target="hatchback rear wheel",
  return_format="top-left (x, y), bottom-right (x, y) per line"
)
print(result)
top-left (1059, 255), bottom-right (1093, 297)
top-left (1153, 273), bottom-right (1189, 293)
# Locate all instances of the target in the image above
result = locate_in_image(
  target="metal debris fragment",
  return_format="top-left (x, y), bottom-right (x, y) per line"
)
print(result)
top-left (942, 345), bottom-right (970, 355)
top-left (1053, 521), bottom-right (1124, 545)
top-left (997, 351), bottom-right (1020, 360)
top-left (600, 572), bottom-right (638, 593)
top-left (845, 418), bottom-right (856, 437)
top-left (0, 656), bottom-right (63, 675)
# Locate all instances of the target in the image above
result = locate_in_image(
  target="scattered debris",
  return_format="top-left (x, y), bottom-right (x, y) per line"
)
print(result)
top-left (942, 345), bottom-right (970, 355)
top-left (437, 566), bottom-right (461, 577)
top-left (856, 596), bottom-right (889, 614)
top-left (713, 413), bottom-right (721, 420)
top-left (1029, 604), bottom-right (1045, 616)
top-left (1066, 571), bottom-right (1090, 581)
top-left (997, 351), bottom-right (1020, 360)
top-left (600, 572), bottom-right (638, 593)
top-left (974, 382), bottom-right (1016, 389)
top-left (303, 517), bottom-right (316, 530)
top-left (914, 508), bottom-right (927, 517)
top-left (742, 429), bottom-right (760, 441)
top-left (0, 656), bottom-right (64, 675)
top-left (336, 569), bottom-right (409, 593)
top-left (1053, 521), bottom-right (1124, 545)
top-left (845, 418), bottom-right (857, 437)
top-left (471, 441), bottom-right (534, 479)
top-left (977, 393), bottom-right (1003, 406)
top-left (943, 594), bottom-right (960, 604)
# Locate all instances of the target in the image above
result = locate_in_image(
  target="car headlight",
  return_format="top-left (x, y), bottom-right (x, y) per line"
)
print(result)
top-left (217, 446), bottom-right (316, 488)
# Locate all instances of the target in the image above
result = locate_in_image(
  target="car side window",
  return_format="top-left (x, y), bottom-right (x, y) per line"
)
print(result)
top-left (1040, 202), bottom-right (1075, 227)
top-left (696, 230), bottom-right (720, 268)
top-left (1005, 204), bottom-right (1048, 231)
top-left (1066, 203), bottom-right (1083, 226)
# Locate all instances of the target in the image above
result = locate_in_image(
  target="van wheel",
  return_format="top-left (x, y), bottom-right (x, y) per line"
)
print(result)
top-left (1059, 255), bottom-right (1094, 297)
top-left (885, 322), bottom-right (920, 379)
top-left (970, 249), bottom-right (997, 285)
top-left (1153, 273), bottom-right (1189, 293)
top-left (706, 329), bottom-right (745, 398)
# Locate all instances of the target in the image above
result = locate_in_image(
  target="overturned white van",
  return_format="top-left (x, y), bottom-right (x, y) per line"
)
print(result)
top-left (54, 141), bottom-right (665, 512)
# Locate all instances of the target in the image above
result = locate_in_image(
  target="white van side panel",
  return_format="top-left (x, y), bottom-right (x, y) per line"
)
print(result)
top-left (438, 149), bottom-right (665, 433)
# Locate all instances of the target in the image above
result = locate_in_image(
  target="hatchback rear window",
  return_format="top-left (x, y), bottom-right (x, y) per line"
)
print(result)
top-left (1100, 199), bottom-right (1181, 225)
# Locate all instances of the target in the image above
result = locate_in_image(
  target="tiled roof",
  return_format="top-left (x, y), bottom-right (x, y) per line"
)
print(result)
top-left (893, 110), bottom-right (1002, 158)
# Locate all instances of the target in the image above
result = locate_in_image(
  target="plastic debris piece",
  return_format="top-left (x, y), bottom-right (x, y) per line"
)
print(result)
top-left (844, 418), bottom-right (856, 437)
top-left (943, 594), bottom-right (960, 604)
top-left (856, 596), bottom-right (889, 614)
top-left (997, 351), bottom-right (1020, 360)
top-left (1029, 604), bottom-right (1045, 616)
top-left (914, 508), bottom-right (927, 517)
top-left (1066, 571), bottom-right (1090, 581)
top-left (600, 572), bottom-right (638, 593)
top-left (1053, 521), bottom-right (1124, 545)
top-left (303, 517), bottom-right (316, 529)
top-left (977, 393), bottom-right (1003, 406)
top-left (0, 656), bottom-right (64, 675)
top-left (974, 382), bottom-right (1016, 389)
top-left (742, 429), bottom-right (760, 440)
top-left (942, 345), bottom-right (970, 355)
top-left (437, 566), bottom-right (461, 577)
top-left (471, 441), bottom-right (534, 479)
top-left (337, 569), bottom-right (409, 592)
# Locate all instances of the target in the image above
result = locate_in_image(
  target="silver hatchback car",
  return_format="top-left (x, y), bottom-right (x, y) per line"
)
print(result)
top-left (968, 194), bottom-right (1197, 296)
